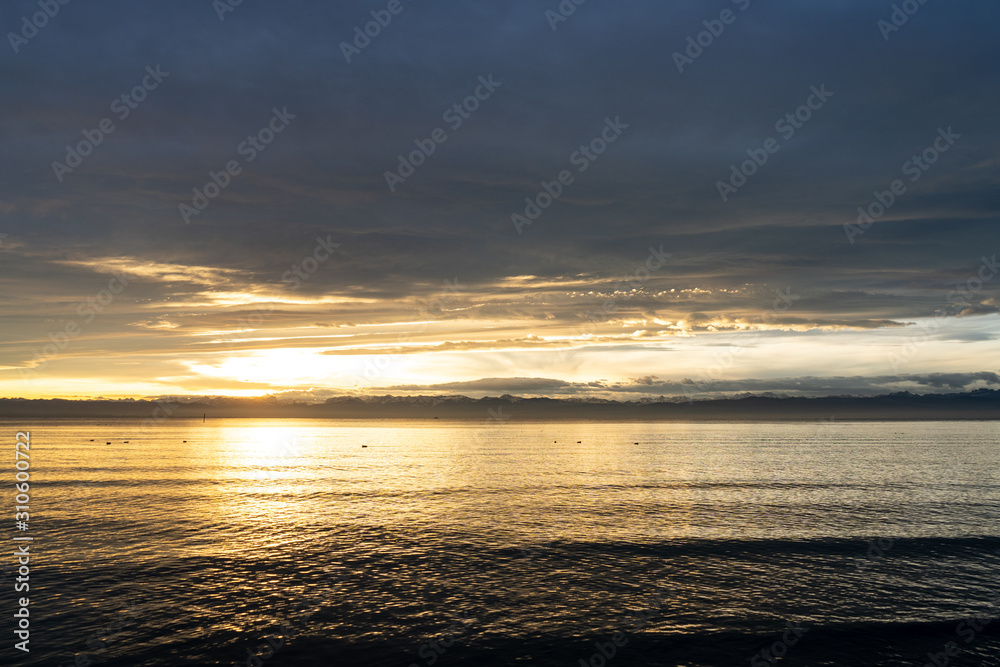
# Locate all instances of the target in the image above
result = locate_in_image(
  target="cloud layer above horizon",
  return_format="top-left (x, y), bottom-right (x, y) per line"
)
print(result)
top-left (1, 0), bottom-right (999, 400)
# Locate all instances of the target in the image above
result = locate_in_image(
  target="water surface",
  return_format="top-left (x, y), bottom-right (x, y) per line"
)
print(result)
top-left (3, 419), bottom-right (998, 666)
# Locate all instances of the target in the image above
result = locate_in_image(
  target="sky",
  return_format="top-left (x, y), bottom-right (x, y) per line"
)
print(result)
top-left (1, 0), bottom-right (999, 401)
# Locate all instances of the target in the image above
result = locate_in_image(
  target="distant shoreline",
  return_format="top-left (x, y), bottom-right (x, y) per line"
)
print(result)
top-left (2, 390), bottom-right (999, 421)
top-left (1, 416), bottom-right (998, 423)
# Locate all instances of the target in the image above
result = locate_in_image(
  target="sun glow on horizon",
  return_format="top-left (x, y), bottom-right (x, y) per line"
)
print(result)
top-left (187, 349), bottom-right (345, 386)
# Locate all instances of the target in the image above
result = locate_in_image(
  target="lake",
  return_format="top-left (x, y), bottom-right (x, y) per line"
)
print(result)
top-left (3, 419), bottom-right (999, 666)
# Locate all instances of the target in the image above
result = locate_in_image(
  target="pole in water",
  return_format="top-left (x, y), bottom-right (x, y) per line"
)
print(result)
top-left (203, 413), bottom-right (206, 423)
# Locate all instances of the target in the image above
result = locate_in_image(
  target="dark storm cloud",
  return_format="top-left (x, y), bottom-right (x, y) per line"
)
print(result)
top-left (1, 0), bottom-right (999, 386)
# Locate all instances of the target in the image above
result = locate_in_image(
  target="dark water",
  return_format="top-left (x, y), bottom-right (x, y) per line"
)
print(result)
top-left (2, 419), bottom-right (999, 666)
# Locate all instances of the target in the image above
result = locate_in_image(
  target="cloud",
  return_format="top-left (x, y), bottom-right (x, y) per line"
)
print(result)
top-left (1, 0), bottom-right (999, 398)
top-left (382, 372), bottom-right (1000, 399)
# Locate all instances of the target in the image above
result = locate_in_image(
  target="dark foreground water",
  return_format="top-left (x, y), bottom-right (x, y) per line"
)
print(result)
top-left (2, 419), bottom-right (998, 666)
